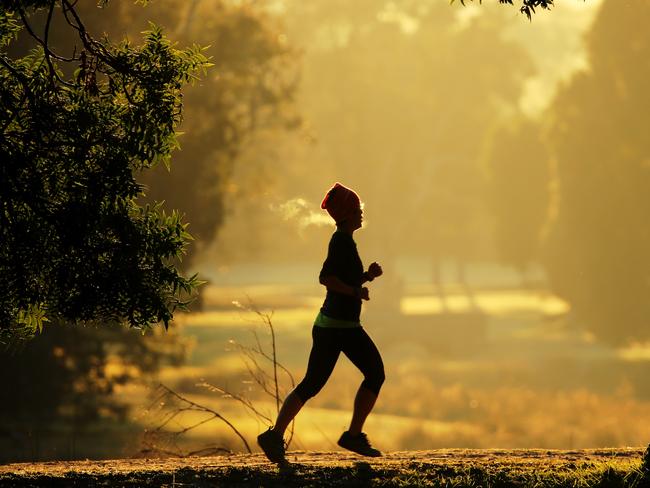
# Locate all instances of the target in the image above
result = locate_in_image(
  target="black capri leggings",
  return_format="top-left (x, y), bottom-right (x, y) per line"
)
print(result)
top-left (294, 326), bottom-right (385, 403)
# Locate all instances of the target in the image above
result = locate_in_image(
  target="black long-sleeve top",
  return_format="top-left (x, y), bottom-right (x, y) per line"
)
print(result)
top-left (319, 231), bottom-right (364, 321)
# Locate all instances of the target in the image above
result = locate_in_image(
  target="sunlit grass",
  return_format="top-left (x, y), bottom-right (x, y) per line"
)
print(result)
top-left (401, 290), bottom-right (569, 316)
top-left (177, 307), bottom-right (319, 330)
top-left (138, 372), bottom-right (650, 452)
top-left (617, 342), bottom-right (650, 361)
top-left (135, 284), bottom-right (650, 454)
top-left (131, 390), bottom-right (478, 453)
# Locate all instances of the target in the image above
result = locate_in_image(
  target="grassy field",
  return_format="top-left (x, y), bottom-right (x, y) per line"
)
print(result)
top-left (1, 448), bottom-right (648, 487)
top-left (129, 282), bottom-right (650, 455)
top-left (9, 280), bottom-right (650, 463)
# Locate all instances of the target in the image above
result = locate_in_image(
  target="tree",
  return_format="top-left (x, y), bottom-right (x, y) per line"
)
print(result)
top-left (542, 0), bottom-right (650, 344)
top-left (69, 1), bottom-right (300, 268)
top-left (0, 2), bottom-right (298, 461)
top-left (0, 0), bottom-right (208, 339)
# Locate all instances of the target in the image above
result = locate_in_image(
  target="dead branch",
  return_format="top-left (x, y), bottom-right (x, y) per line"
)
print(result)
top-left (197, 381), bottom-right (272, 424)
top-left (147, 384), bottom-right (252, 454)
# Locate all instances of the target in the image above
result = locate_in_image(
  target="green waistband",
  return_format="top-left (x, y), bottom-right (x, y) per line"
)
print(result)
top-left (314, 311), bottom-right (361, 328)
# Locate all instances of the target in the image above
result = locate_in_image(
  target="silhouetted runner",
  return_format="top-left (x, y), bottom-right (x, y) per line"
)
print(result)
top-left (258, 182), bottom-right (385, 464)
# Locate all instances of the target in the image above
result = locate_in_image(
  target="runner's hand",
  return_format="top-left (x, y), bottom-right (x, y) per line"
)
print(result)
top-left (368, 262), bottom-right (383, 279)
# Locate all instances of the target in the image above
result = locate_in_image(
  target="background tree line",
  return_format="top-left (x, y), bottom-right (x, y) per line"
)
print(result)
top-left (484, 0), bottom-right (650, 344)
top-left (217, 0), bottom-right (648, 346)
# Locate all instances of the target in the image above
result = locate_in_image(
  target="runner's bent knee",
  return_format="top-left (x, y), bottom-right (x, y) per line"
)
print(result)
top-left (361, 365), bottom-right (385, 396)
top-left (294, 376), bottom-right (328, 402)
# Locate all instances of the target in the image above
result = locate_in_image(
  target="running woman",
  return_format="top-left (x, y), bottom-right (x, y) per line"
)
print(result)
top-left (257, 182), bottom-right (385, 464)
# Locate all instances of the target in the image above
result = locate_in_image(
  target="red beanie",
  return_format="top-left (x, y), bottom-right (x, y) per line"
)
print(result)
top-left (321, 182), bottom-right (361, 223)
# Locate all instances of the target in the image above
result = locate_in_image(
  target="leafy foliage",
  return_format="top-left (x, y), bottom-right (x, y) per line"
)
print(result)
top-left (63, 1), bottom-right (300, 270)
top-left (453, 0), bottom-right (558, 20)
top-left (136, 2), bottom-right (299, 262)
top-left (0, 1), bottom-right (209, 337)
top-left (0, 1), bottom-right (298, 462)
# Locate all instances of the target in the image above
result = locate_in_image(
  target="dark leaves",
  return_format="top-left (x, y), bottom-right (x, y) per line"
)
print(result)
top-left (452, 0), bottom-right (557, 20)
top-left (0, 1), bottom-right (208, 337)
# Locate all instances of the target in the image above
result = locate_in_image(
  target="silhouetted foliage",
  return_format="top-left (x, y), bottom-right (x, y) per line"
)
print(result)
top-left (455, 0), bottom-right (557, 20)
top-left (0, 0), bottom-right (299, 463)
top-left (0, 1), bottom-right (208, 339)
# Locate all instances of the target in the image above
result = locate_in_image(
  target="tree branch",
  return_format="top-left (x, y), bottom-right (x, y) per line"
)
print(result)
top-left (157, 384), bottom-right (252, 453)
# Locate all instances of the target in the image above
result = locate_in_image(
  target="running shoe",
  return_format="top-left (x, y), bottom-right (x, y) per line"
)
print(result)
top-left (257, 428), bottom-right (286, 463)
top-left (337, 431), bottom-right (382, 457)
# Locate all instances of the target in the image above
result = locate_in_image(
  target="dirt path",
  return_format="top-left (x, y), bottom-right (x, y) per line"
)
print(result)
top-left (1, 448), bottom-right (644, 474)
top-left (0, 448), bottom-right (645, 487)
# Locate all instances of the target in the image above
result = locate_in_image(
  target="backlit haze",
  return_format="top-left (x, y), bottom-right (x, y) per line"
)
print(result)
top-left (175, 0), bottom-right (650, 453)
top-left (11, 0), bottom-right (650, 460)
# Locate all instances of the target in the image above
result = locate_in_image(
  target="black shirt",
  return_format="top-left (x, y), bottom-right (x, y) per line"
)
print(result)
top-left (319, 231), bottom-right (364, 321)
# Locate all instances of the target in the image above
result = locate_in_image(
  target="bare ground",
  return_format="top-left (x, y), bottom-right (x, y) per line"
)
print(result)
top-left (0, 448), bottom-right (646, 487)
